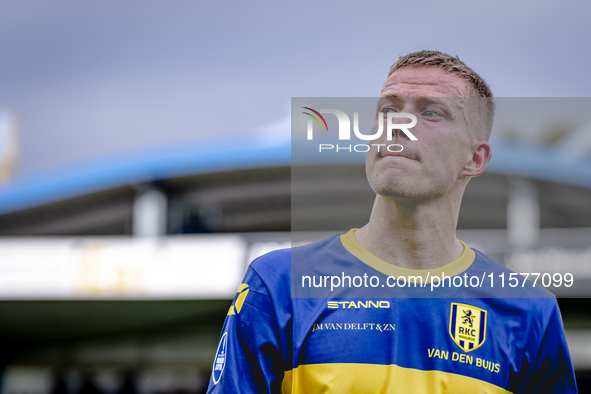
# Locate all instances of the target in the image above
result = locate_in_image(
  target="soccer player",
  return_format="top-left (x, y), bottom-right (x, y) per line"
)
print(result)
top-left (207, 50), bottom-right (577, 393)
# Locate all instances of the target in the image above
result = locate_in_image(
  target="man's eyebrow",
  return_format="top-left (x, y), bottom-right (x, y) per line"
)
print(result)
top-left (379, 96), bottom-right (452, 106)
top-left (377, 96), bottom-right (403, 104)
top-left (378, 96), bottom-right (455, 110)
top-left (375, 97), bottom-right (403, 113)
top-left (415, 97), bottom-right (450, 107)
top-left (415, 97), bottom-right (457, 115)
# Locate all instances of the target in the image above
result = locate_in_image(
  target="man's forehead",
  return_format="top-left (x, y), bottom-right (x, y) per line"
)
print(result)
top-left (380, 66), bottom-right (469, 98)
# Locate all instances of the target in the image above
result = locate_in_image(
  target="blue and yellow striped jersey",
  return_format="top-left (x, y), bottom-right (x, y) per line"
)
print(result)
top-left (207, 230), bottom-right (576, 393)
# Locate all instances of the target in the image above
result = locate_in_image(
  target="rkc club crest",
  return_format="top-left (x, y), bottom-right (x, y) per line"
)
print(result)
top-left (449, 303), bottom-right (487, 352)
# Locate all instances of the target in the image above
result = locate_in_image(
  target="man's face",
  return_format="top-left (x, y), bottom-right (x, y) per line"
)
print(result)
top-left (366, 65), bottom-right (479, 201)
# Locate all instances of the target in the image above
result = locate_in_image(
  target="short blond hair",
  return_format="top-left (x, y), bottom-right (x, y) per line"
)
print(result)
top-left (388, 50), bottom-right (495, 140)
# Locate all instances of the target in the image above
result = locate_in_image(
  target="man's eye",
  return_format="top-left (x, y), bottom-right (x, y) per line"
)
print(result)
top-left (382, 107), bottom-right (398, 114)
top-left (422, 110), bottom-right (442, 117)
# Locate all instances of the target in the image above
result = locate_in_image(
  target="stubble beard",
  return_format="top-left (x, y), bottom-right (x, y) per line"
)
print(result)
top-left (366, 166), bottom-right (451, 204)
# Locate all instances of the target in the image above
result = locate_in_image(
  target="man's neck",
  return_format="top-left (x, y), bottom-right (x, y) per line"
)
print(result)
top-left (354, 190), bottom-right (465, 270)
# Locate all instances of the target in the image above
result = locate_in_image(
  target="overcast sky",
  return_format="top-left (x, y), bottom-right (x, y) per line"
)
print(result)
top-left (0, 0), bottom-right (589, 181)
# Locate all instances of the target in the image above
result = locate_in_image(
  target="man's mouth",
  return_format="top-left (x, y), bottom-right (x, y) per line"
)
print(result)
top-left (378, 152), bottom-right (418, 161)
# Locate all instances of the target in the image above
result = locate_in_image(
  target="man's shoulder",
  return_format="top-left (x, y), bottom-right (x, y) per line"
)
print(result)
top-left (248, 247), bottom-right (290, 280)
top-left (249, 233), bottom-right (343, 282)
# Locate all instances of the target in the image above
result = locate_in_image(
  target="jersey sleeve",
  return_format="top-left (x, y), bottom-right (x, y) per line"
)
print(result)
top-left (521, 300), bottom-right (577, 393)
top-left (207, 264), bottom-right (285, 394)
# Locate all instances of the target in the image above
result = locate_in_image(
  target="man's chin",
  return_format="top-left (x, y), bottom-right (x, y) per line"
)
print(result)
top-left (371, 184), bottom-right (425, 200)
top-left (369, 180), bottom-right (444, 203)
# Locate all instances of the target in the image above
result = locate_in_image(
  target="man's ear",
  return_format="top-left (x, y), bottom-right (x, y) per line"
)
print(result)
top-left (459, 141), bottom-right (491, 178)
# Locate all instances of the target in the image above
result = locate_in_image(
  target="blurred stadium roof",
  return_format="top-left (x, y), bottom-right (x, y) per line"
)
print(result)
top-left (0, 137), bottom-right (291, 215)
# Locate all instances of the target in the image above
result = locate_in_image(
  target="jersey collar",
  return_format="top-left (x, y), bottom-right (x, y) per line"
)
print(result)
top-left (340, 229), bottom-right (475, 282)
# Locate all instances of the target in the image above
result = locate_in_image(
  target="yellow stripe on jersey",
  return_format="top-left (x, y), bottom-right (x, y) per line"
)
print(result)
top-left (227, 283), bottom-right (250, 316)
top-left (340, 229), bottom-right (475, 282)
top-left (281, 363), bottom-right (510, 394)
top-left (235, 286), bottom-right (249, 313)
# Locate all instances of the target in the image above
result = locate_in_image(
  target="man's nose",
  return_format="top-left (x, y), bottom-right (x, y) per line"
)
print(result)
top-left (391, 127), bottom-right (412, 140)
top-left (387, 112), bottom-right (417, 141)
